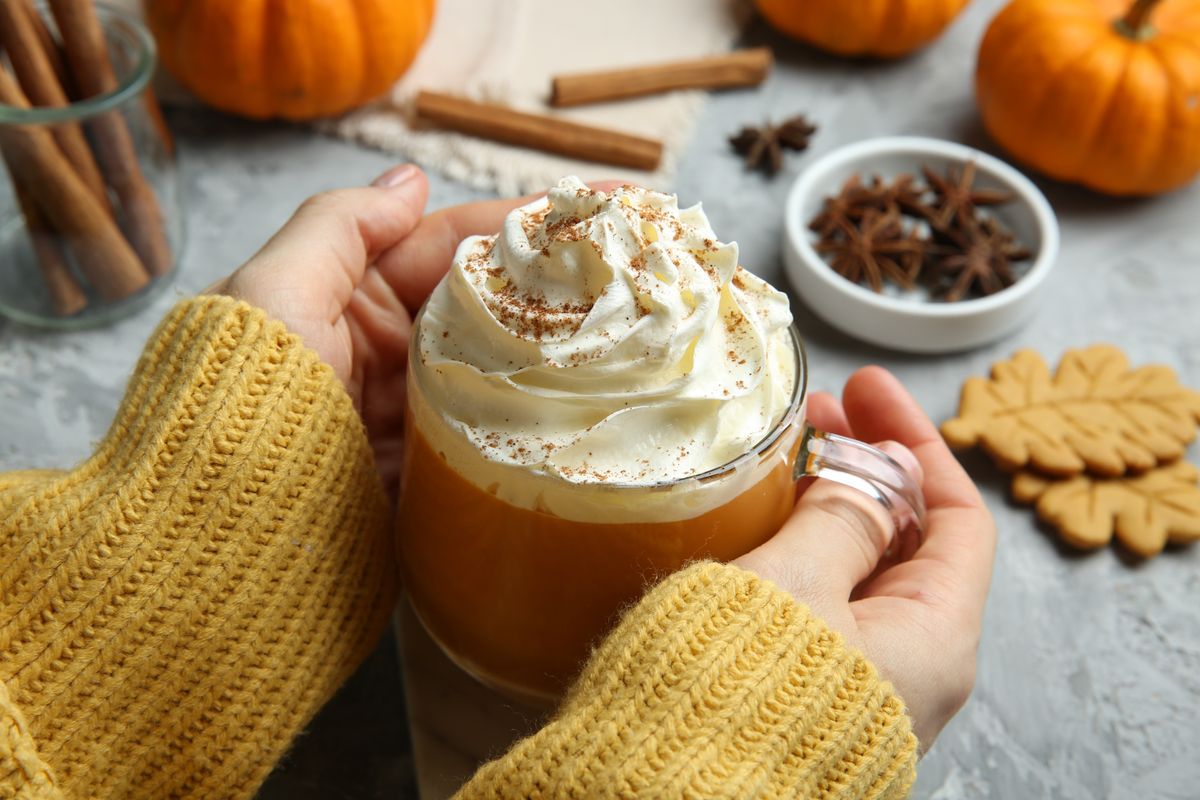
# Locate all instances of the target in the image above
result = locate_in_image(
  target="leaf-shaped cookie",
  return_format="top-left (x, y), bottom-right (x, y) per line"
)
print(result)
top-left (1012, 461), bottom-right (1200, 557)
top-left (942, 345), bottom-right (1200, 477)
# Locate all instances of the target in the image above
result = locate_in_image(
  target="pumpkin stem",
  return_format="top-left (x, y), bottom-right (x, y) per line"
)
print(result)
top-left (1117, 0), bottom-right (1163, 39)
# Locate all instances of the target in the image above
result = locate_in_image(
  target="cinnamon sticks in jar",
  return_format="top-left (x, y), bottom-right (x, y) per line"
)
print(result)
top-left (0, 0), bottom-right (173, 316)
top-left (0, 67), bottom-right (147, 301)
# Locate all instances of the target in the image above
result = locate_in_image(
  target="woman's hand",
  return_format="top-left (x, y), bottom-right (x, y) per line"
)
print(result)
top-left (209, 165), bottom-right (529, 492)
top-left (733, 366), bottom-right (996, 750)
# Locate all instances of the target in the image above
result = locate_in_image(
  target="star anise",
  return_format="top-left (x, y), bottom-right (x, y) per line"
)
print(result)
top-left (729, 115), bottom-right (818, 176)
top-left (808, 174), bottom-right (870, 237)
top-left (814, 208), bottom-right (926, 292)
top-left (921, 162), bottom-right (1015, 232)
top-left (927, 217), bottom-right (1032, 301)
top-left (872, 173), bottom-right (931, 217)
top-left (809, 173), bottom-right (931, 238)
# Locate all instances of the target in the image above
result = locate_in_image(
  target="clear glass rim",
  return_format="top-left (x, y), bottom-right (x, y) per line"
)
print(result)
top-left (0, 2), bottom-right (156, 125)
top-left (410, 307), bottom-right (809, 493)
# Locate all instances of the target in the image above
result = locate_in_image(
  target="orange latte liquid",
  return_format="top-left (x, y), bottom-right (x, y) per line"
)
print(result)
top-left (396, 410), bottom-right (800, 700)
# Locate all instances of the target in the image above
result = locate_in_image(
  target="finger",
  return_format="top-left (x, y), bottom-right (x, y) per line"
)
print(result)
top-left (842, 366), bottom-right (977, 510)
top-left (806, 391), bottom-right (852, 437)
top-left (378, 195), bottom-right (532, 312)
top-left (747, 462), bottom-right (900, 613)
top-left (841, 366), bottom-right (996, 612)
top-left (233, 165), bottom-right (430, 321)
top-left (378, 180), bottom-right (627, 313)
top-left (875, 440), bottom-right (924, 487)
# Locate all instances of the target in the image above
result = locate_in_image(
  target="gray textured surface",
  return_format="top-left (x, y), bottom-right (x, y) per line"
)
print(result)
top-left (2, 0), bottom-right (1199, 796)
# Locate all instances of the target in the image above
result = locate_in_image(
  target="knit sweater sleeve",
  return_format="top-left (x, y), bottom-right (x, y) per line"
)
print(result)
top-left (456, 562), bottom-right (918, 800)
top-left (0, 297), bottom-right (397, 800)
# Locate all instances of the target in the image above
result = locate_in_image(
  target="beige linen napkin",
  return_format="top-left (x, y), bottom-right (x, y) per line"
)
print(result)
top-left (328, 0), bottom-right (746, 193)
top-left (115, 0), bottom-right (745, 194)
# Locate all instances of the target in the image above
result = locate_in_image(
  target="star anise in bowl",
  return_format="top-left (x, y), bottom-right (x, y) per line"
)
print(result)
top-left (784, 138), bottom-right (1058, 352)
top-left (927, 217), bottom-right (1033, 302)
top-left (813, 208), bottom-right (926, 293)
top-left (920, 162), bottom-right (1015, 232)
top-left (806, 164), bottom-right (1033, 302)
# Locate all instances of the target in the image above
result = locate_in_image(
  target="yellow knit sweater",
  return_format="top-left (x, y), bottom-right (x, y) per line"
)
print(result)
top-left (1, 297), bottom-right (917, 799)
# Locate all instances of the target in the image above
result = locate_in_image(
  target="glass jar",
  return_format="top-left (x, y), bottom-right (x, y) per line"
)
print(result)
top-left (0, 2), bottom-right (183, 328)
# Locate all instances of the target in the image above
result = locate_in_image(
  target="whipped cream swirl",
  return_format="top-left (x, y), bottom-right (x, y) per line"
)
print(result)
top-left (416, 176), bottom-right (795, 486)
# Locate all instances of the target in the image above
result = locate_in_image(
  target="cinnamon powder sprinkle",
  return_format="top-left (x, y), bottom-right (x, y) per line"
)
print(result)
top-left (485, 283), bottom-right (594, 341)
top-left (521, 207), bottom-right (551, 239)
top-left (544, 215), bottom-right (584, 242)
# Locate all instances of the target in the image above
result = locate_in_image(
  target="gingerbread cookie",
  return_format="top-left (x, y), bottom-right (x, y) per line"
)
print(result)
top-left (942, 345), bottom-right (1200, 478)
top-left (1012, 461), bottom-right (1200, 558)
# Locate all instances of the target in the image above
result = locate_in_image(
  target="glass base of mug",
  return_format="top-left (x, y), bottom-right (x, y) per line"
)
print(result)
top-left (394, 599), bottom-right (550, 797)
top-left (402, 594), bottom-right (560, 710)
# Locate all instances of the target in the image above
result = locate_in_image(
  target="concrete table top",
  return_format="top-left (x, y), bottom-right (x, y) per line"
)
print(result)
top-left (2, 2), bottom-right (1198, 797)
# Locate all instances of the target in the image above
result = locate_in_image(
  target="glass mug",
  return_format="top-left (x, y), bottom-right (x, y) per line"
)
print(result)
top-left (397, 315), bottom-right (925, 702)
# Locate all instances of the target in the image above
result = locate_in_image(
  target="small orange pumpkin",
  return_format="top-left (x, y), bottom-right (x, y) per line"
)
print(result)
top-left (976, 0), bottom-right (1200, 196)
top-left (755, 0), bottom-right (972, 58)
top-left (144, 0), bottom-right (436, 121)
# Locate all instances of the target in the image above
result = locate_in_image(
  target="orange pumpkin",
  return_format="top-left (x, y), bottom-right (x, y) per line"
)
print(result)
top-left (976, 0), bottom-right (1200, 196)
top-left (144, 0), bottom-right (437, 121)
top-left (755, 0), bottom-right (971, 58)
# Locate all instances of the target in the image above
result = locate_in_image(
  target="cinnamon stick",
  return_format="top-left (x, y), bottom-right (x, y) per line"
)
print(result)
top-left (49, 0), bottom-right (172, 277)
top-left (0, 0), bottom-right (112, 212)
top-left (550, 48), bottom-right (774, 108)
top-left (18, 0), bottom-right (74, 96)
top-left (0, 67), bottom-right (148, 301)
top-left (3, 157), bottom-right (87, 316)
top-left (17, 185), bottom-right (88, 316)
top-left (415, 91), bottom-right (663, 171)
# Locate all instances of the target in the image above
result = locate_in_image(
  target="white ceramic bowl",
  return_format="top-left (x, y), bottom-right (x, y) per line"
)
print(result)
top-left (782, 136), bottom-right (1059, 353)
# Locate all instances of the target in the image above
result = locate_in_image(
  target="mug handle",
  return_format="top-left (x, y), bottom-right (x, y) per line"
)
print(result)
top-left (795, 425), bottom-right (926, 561)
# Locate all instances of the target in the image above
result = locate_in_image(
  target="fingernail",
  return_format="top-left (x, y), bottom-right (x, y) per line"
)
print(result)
top-left (876, 440), bottom-right (924, 486)
top-left (372, 164), bottom-right (419, 189)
